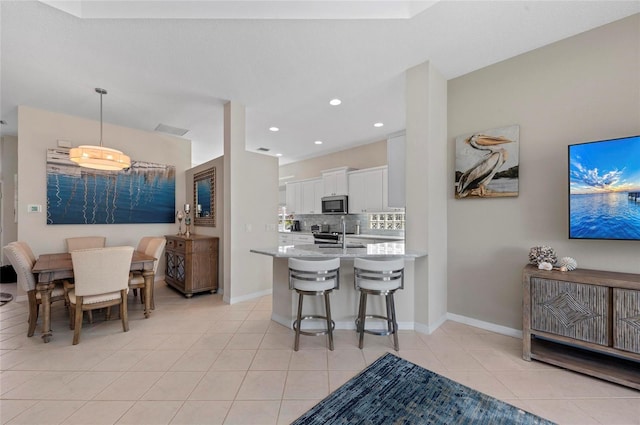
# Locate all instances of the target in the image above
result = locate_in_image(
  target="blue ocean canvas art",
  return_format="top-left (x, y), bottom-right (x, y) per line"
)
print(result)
top-left (569, 135), bottom-right (640, 240)
top-left (47, 149), bottom-right (176, 225)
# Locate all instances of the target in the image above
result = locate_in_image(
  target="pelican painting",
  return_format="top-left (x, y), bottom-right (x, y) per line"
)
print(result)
top-left (455, 125), bottom-right (519, 199)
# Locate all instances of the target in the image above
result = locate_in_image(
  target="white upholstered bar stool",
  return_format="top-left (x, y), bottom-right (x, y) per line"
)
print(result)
top-left (288, 257), bottom-right (340, 351)
top-left (353, 257), bottom-right (404, 351)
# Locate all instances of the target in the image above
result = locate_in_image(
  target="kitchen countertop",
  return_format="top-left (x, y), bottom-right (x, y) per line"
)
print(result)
top-left (279, 231), bottom-right (404, 241)
top-left (251, 242), bottom-right (425, 258)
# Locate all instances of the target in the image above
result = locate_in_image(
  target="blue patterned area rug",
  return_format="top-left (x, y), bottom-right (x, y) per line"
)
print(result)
top-left (292, 353), bottom-right (555, 425)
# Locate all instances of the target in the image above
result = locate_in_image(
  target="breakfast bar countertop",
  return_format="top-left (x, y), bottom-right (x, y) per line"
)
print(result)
top-left (250, 242), bottom-right (426, 258)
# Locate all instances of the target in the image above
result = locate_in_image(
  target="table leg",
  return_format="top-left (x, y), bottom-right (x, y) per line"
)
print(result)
top-left (40, 284), bottom-right (53, 343)
top-left (143, 270), bottom-right (154, 318)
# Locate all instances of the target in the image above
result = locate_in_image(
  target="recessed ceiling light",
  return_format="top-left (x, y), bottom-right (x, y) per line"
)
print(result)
top-left (276, 153), bottom-right (283, 157)
top-left (269, 127), bottom-right (279, 132)
top-left (373, 122), bottom-right (384, 128)
top-left (314, 140), bottom-right (323, 145)
top-left (329, 99), bottom-right (342, 106)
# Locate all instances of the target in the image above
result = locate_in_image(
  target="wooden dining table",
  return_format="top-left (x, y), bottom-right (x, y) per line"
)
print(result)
top-left (32, 251), bottom-right (156, 343)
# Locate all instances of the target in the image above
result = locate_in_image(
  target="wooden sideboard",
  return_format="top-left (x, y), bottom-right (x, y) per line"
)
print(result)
top-left (165, 234), bottom-right (218, 297)
top-left (522, 264), bottom-right (640, 389)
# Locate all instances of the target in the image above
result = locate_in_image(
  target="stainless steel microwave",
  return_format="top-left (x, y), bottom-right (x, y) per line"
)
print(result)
top-left (321, 195), bottom-right (348, 214)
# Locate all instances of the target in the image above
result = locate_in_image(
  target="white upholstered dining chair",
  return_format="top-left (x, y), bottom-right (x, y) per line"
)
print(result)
top-left (66, 236), bottom-right (106, 252)
top-left (3, 242), bottom-right (67, 337)
top-left (68, 246), bottom-right (134, 345)
top-left (129, 236), bottom-right (166, 309)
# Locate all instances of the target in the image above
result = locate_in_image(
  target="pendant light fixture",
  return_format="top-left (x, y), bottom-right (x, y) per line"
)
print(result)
top-left (69, 88), bottom-right (131, 171)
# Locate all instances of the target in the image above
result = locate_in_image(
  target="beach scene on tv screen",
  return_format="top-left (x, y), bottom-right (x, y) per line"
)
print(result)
top-left (569, 136), bottom-right (640, 240)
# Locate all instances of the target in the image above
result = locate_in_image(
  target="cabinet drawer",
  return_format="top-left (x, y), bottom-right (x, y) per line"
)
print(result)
top-left (613, 288), bottom-right (640, 354)
top-left (166, 238), bottom-right (186, 253)
top-left (530, 277), bottom-right (609, 346)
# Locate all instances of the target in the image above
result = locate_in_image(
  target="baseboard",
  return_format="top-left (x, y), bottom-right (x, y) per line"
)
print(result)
top-left (446, 312), bottom-right (522, 339)
top-left (413, 313), bottom-right (448, 335)
top-left (228, 288), bottom-right (272, 305)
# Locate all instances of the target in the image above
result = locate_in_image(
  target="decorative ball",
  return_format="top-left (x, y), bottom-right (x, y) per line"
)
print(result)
top-left (529, 246), bottom-right (558, 265)
top-left (538, 262), bottom-right (553, 271)
top-left (557, 256), bottom-right (578, 271)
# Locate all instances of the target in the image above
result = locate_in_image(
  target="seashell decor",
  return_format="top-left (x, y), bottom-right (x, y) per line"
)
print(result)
top-left (557, 256), bottom-right (578, 271)
top-left (538, 262), bottom-right (553, 271)
top-left (528, 246), bottom-right (558, 265)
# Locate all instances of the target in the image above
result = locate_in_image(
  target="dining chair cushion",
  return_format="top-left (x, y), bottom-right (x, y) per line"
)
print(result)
top-left (67, 289), bottom-right (127, 305)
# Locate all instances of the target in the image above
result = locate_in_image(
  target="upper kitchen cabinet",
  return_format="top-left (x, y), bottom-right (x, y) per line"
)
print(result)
top-left (387, 131), bottom-right (405, 208)
top-left (286, 178), bottom-right (322, 214)
top-left (321, 167), bottom-right (353, 197)
top-left (348, 167), bottom-right (385, 213)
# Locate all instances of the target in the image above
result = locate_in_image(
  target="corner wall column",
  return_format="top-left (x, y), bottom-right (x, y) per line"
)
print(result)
top-left (405, 61), bottom-right (448, 332)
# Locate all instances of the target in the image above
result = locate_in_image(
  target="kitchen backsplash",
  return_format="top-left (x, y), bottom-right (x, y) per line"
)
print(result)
top-left (291, 213), bottom-right (405, 237)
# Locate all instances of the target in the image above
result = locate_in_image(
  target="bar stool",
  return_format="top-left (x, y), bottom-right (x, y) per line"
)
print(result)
top-left (289, 257), bottom-right (340, 351)
top-left (353, 257), bottom-right (404, 351)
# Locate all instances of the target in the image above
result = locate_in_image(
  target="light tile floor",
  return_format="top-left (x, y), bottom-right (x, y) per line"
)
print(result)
top-left (1, 283), bottom-right (639, 424)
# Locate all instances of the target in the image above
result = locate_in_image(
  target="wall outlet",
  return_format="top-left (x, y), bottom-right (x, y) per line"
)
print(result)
top-left (245, 223), bottom-right (252, 232)
top-left (27, 204), bottom-right (42, 213)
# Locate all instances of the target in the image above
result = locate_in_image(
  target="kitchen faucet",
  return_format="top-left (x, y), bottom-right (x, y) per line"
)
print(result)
top-left (341, 216), bottom-right (346, 249)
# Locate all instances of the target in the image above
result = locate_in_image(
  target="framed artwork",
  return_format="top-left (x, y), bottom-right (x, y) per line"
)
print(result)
top-left (455, 125), bottom-right (519, 199)
top-left (46, 148), bottom-right (175, 224)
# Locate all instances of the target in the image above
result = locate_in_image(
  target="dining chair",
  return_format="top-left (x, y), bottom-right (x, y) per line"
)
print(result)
top-left (129, 236), bottom-right (166, 309)
top-left (68, 246), bottom-right (134, 345)
top-left (66, 236), bottom-right (106, 252)
top-left (64, 236), bottom-right (107, 319)
top-left (3, 242), bottom-right (67, 337)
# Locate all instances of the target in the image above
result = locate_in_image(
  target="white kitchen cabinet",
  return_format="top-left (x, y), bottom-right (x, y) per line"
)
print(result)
top-left (383, 167), bottom-right (404, 212)
top-left (322, 167), bottom-right (352, 196)
top-left (292, 234), bottom-right (314, 244)
top-left (279, 233), bottom-right (291, 245)
top-left (287, 178), bottom-right (322, 214)
top-left (300, 178), bottom-right (322, 214)
top-left (285, 181), bottom-right (301, 214)
top-left (348, 167), bottom-right (385, 213)
top-left (279, 233), bottom-right (314, 246)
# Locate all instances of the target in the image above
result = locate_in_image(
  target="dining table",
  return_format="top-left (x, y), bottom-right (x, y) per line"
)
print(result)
top-left (32, 250), bottom-right (156, 343)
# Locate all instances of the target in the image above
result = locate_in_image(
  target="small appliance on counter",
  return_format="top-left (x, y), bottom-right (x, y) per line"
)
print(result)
top-left (292, 220), bottom-right (301, 231)
top-left (311, 224), bottom-right (320, 233)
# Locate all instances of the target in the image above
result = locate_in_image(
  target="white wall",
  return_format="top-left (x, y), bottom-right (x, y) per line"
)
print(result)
top-left (278, 139), bottom-right (387, 182)
top-left (447, 14), bottom-right (640, 330)
top-left (224, 102), bottom-right (279, 303)
top-left (1, 136), bottom-right (18, 264)
top-left (17, 106), bottom-right (191, 263)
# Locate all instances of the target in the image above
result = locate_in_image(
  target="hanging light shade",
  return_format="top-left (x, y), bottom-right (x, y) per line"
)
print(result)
top-left (69, 88), bottom-right (131, 171)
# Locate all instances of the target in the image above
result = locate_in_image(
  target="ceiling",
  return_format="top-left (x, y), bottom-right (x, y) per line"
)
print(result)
top-left (1, 1), bottom-right (638, 167)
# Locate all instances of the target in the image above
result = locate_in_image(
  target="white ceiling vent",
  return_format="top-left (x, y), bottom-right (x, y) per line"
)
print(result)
top-left (155, 123), bottom-right (189, 137)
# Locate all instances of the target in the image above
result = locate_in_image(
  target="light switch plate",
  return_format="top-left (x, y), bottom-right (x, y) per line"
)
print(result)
top-left (27, 204), bottom-right (42, 213)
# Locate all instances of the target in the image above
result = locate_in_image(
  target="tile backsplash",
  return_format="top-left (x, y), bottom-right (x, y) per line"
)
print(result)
top-left (292, 212), bottom-right (405, 237)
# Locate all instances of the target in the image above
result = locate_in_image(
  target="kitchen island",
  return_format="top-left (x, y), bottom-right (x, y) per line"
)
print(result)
top-left (251, 243), bottom-right (427, 331)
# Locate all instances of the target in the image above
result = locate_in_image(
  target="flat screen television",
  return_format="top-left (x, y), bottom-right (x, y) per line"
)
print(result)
top-left (568, 135), bottom-right (640, 240)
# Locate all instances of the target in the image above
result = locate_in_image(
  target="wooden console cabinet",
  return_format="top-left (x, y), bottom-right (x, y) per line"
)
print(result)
top-left (523, 264), bottom-right (640, 389)
top-left (165, 234), bottom-right (218, 297)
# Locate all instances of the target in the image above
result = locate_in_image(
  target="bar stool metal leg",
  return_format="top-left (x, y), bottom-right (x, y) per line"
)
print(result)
top-left (294, 292), bottom-right (304, 351)
top-left (388, 293), bottom-right (399, 351)
top-left (357, 292), bottom-right (367, 349)
top-left (324, 292), bottom-right (334, 351)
